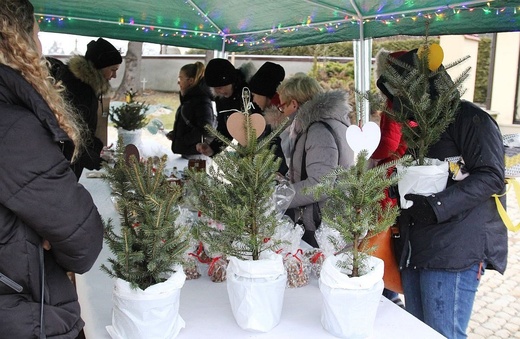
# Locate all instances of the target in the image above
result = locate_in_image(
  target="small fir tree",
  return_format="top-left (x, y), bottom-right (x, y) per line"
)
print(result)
top-left (185, 111), bottom-right (288, 261)
top-left (101, 139), bottom-right (189, 290)
top-left (109, 89), bottom-right (149, 131)
top-left (306, 150), bottom-right (410, 277)
top-left (379, 40), bottom-right (469, 165)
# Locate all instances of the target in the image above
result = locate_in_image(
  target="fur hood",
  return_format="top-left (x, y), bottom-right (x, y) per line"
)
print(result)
top-left (238, 61), bottom-right (257, 84)
top-left (67, 55), bottom-right (110, 95)
top-left (295, 89), bottom-right (351, 133)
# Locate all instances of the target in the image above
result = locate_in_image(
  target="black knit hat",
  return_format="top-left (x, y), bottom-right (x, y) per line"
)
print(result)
top-left (85, 38), bottom-right (122, 69)
top-left (249, 62), bottom-right (285, 98)
top-left (204, 58), bottom-right (237, 87)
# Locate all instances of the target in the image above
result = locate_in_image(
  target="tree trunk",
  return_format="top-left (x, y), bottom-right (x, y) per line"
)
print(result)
top-left (114, 41), bottom-right (143, 100)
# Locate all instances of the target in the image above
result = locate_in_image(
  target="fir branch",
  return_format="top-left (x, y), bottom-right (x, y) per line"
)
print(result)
top-left (186, 116), bottom-right (283, 260)
top-left (305, 151), bottom-right (411, 277)
top-left (101, 139), bottom-right (189, 290)
top-left (378, 45), bottom-right (469, 165)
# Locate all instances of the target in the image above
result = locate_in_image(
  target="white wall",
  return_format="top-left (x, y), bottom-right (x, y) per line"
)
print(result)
top-left (440, 35), bottom-right (480, 101)
top-left (492, 32), bottom-right (520, 128)
top-left (112, 55), bottom-right (354, 92)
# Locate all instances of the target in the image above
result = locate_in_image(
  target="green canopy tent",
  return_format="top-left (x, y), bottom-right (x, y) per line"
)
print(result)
top-left (32, 0), bottom-right (520, 52)
top-left (31, 0), bottom-right (520, 113)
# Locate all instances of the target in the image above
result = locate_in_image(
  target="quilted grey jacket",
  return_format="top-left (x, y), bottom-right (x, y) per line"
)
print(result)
top-left (282, 90), bottom-right (355, 231)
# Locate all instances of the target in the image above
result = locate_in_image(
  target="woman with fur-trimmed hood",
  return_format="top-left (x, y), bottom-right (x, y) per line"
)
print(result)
top-left (49, 38), bottom-right (122, 180)
top-left (276, 73), bottom-right (355, 247)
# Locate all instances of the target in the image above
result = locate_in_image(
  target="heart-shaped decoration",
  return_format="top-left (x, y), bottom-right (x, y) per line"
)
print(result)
top-left (345, 121), bottom-right (381, 159)
top-left (226, 112), bottom-right (266, 146)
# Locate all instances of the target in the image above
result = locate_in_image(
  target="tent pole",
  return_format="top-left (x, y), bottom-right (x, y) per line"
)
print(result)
top-left (353, 19), bottom-right (371, 125)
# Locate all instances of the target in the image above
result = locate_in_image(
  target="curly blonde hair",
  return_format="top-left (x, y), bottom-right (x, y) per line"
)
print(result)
top-left (0, 0), bottom-right (85, 161)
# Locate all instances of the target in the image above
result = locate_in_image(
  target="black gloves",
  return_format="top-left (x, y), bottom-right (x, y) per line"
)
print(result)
top-left (399, 194), bottom-right (437, 226)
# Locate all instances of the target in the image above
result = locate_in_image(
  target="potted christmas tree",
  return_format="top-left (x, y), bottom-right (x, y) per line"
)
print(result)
top-left (306, 129), bottom-right (410, 338)
top-left (376, 41), bottom-right (469, 207)
top-left (185, 93), bottom-right (289, 332)
top-left (101, 139), bottom-right (190, 339)
top-left (109, 89), bottom-right (149, 146)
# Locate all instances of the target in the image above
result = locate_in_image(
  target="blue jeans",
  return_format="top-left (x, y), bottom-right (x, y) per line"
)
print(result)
top-left (401, 263), bottom-right (483, 339)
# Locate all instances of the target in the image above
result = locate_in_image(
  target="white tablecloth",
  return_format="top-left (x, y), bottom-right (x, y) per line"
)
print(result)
top-left (77, 156), bottom-right (445, 339)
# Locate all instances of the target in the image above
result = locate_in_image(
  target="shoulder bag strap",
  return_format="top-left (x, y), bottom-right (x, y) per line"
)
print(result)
top-left (179, 106), bottom-right (193, 128)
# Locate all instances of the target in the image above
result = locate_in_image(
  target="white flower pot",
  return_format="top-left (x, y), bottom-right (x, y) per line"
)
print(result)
top-left (319, 254), bottom-right (384, 339)
top-left (106, 267), bottom-right (186, 339)
top-left (118, 128), bottom-right (142, 147)
top-left (396, 159), bottom-right (449, 208)
top-left (226, 251), bottom-right (287, 332)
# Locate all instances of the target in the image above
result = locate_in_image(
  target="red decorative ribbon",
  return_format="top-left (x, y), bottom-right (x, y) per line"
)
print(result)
top-left (285, 249), bottom-right (304, 275)
top-left (188, 241), bottom-right (212, 264)
top-left (208, 256), bottom-right (222, 276)
top-left (310, 251), bottom-right (325, 264)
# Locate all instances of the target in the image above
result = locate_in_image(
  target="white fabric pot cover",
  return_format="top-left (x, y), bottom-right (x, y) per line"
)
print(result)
top-left (226, 251), bottom-right (287, 332)
top-left (319, 254), bottom-right (384, 339)
top-left (396, 160), bottom-right (449, 209)
top-left (106, 267), bottom-right (186, 339)
top-left (118, 128), bottom-right (142, 147)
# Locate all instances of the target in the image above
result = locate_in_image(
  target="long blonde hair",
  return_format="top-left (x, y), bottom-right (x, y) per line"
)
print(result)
top-left (0, 0), bottom-right (85, 160)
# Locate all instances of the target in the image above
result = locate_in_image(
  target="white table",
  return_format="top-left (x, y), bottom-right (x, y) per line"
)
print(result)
top-left (76, 156), bottom-right (445, 339)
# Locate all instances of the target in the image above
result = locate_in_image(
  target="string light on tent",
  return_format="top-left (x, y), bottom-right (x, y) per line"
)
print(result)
top-left (35, 2), bottom-right (519, 50)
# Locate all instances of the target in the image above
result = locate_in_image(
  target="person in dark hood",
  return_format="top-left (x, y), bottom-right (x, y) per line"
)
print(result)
top-left (48, 37), bottom-right (122, 180)
top-left (378, 48), bottom-right (507, 338)
top-left (0, 0), bottom-right (104, 337)
top-left (249, 61), bottom-right (288, 175)
top-left (167, 61), bottom-right (215, 159)
top-left (196, 58), bottom-right (254, 156)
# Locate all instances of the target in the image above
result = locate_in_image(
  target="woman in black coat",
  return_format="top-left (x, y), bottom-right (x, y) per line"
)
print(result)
top-left (377, 48), bottom-right (507, 338)
top-left (49, 37), bottom-right (122, 180)
top-left (0, 1), bottom-right (104, 337)
top-left (167, 61), bottom-right (215, 159)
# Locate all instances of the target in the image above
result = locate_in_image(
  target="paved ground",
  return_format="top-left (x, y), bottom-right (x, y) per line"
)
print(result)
top-left (467, 179), bottom-right (520, 339)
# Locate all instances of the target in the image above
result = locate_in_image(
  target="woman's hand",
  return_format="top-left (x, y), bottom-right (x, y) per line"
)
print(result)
top-left (42, 239), bottom-right (51, 250)
top-left (196, 143), bottom-right (214, 157)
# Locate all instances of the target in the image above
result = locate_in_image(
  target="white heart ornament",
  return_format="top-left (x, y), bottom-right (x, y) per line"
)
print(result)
top-left (345, 121), bottom-right (381, 159)
top-left (226, 112), bottom-right (266, 146)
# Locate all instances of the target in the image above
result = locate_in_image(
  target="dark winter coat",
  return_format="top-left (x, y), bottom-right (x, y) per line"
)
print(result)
top-left (48, 56), bottom-right (108, 180)
top-left (0, 64), bottom-right (104, 338)
top-left (208, 69), bottom-right (249, 155)
top-left (397, 100), bottom-right (508, 274)
top-left (170, 80), bottom-right (215, 156)
top-left (282, 90), bottom-right (355, 231)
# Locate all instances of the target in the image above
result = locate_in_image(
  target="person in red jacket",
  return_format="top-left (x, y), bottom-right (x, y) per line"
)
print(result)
top-left (370, 49), bottom-right (410, 308)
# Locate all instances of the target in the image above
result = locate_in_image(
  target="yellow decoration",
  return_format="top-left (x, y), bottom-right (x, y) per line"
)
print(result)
top-left (493, 179), bottom-right (520, 232)
top-left (418, 43), bottom-right (444, 71)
